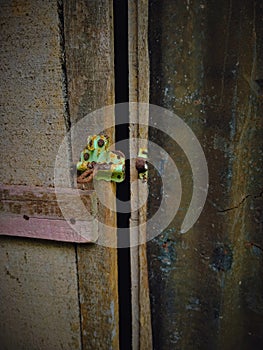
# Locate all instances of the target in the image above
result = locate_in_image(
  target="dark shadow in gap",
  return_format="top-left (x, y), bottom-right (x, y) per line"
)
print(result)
top-left (113, 1), bottom-right (132, 349)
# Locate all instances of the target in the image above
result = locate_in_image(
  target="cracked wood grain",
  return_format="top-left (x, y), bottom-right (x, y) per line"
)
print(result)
top-left (0, 1), bottom-right (82, 348)
top-left (218, 190), bottom-right (263, 213)
top-left (63, 1), bottom-right (119, 349)
top-left (129, 1), bottom-right (152, 349)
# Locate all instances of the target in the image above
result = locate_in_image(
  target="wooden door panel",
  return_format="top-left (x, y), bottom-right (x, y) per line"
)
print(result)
top-left (63, 1), bottom-right (119, 348)
top-left (0, 1), bottom-right (119, 349)
top-left (0, 184), bottom-right (98, 243)
top-left (0, 0), bottom-right (67, 188)
top-left (0, 237), bottom-right (81, 350)
top-left (128, 1), bottom-right (152, 349)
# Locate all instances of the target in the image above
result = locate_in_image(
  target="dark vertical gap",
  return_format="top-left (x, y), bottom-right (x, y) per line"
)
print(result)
top-left (113, 1), bottom-right (132, 350)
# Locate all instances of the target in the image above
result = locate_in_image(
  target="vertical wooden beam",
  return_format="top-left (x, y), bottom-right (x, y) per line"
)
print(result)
top-left (63, 1), bottom-right (119, 349)
top-left (128, 1), bottom-right (153, 349)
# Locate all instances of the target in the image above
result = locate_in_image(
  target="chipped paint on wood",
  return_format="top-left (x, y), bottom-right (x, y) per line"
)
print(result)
top-left (0, 184), bottom-right (98, 242)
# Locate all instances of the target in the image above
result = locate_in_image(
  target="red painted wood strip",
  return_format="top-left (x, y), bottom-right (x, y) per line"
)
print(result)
top-left (0, 184), bottom-right (98, 243)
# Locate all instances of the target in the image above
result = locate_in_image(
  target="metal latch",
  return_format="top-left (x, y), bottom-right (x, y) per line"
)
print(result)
top-left (77, 133), bottom-right (125, 183)
top-left (135, 147), bottom-right (148, 182)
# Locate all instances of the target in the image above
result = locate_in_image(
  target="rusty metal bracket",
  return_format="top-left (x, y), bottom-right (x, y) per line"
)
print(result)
top-left (77, 133), bottom-right (125, 183)
top-left (135, 147), bottom-right (148, 182)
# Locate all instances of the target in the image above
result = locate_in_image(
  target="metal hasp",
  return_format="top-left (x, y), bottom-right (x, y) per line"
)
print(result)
top-left (135, 147), bottom-right (148, 182)
top-left (77, 133), bottom-right (125, 183)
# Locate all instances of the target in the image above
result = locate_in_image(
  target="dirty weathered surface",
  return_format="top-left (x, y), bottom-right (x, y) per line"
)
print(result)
top-left (64, 1), bottom-right (119, 349)
top-left (0, 237), bottom-right (81, 350)
top-left (0, 184), bottom-right (98, 242)
top-left (0, 0), bottom-right (67, 187)
top-left (63, 0), bottom-right (115, 122)
top-left (128, 1), bottom-right (153, 349)
top-left (0, 1), bottom-right (83, 349)
top-left (148, 0), bottom-right (263, 349)
top-left (0, 1), bottom-right (118, 349)
top-left (128, 1), bottom-right (152, 350)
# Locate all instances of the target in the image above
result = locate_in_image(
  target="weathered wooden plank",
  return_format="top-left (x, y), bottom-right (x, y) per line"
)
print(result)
top-left (63, 0), bottom-right (115, 123)
top-left (63, 1), bottom-right (119, 349)
top-left (0, 184), bottom-right (97, 243)
top-left (148, 0), bottom-right (263, 349)
top-left (0, 0), bottom-right (67, 187)
top-left (0, 1), bottom-right (82, 348)
top-left (0, 237), bottom-right (81, 350)
top-left (128, 1), bottom-right (152, 349)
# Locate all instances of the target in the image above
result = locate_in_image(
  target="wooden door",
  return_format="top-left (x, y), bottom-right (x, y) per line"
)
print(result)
top-left (1, 1), bottom-right (262, 350)
top-left (0, 1), bottom-right (119, 349)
